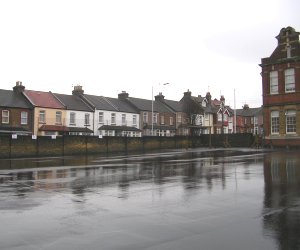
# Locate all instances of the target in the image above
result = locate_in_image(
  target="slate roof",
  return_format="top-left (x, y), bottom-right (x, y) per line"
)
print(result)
top-left (0, 89), bottom-right (33, 109)
top-left (83, 94), bottom-right (115, 111)
top-left (127, 97), bottom-right (175, 113)
top-left (163, 99), bottom-right (184, 112)
top-left (53, 93), bottom-right (94, 112)
top-left (236, 107), bottom-right (263, 117)
top-left (24, 90), bottom-right (65, 109)
top-left (83, 95), bottom-right (137, 113)
top-left (104, 97), bottom-right (138, 113)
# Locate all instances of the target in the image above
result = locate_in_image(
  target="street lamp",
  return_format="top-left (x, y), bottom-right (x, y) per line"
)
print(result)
top-left (151, 83), bottom-right (170, 136)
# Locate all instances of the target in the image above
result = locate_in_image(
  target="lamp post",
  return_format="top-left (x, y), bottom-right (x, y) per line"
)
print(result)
top-left (151, 83), bottom-right (170, 136)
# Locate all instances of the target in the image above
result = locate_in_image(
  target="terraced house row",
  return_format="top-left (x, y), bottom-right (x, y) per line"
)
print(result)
top-left (0, 82), bottom-right (262, 137)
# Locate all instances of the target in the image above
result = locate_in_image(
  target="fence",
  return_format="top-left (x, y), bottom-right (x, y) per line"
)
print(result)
top-left (0, 134), bottom-right (255, 159)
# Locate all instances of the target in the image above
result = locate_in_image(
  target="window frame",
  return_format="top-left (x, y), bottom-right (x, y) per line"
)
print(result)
top-left (286, 110), bottom-right (296, 134)
top-left (70, 112), bottom-right (76, 125)
top-left (153, 113), bottom-right (157, 124)
top-left (160, 115), bottom-right (164, 125)
top-left (143, 112), bottom-right (148, 123)
top-left (21, 111), bottom-right (28, 125)
top-left (2, 110), bottom-right (9, 124)
top-left (121, 114), bottom-right (126, 125)
top-left (271, 111), bottom-right (279, 135)
top-left (84, 113), bottom-right (90, 126)
top-left (270, 71), bottom-right (279, 94)
top-left (133, 115), bottom-right (137, 126)
top-left (98, 112), bottom-right (104, 124)
top-left (56, 111), bottom-right (62, 124)
top-left (111, 113), bottom-right (116, 125)
top-left (285, 68), bottom-right (295, 93)
top-left (39, 110), bottom-right (46, 123)
top-left (177, 113), bottom-right (182, 124)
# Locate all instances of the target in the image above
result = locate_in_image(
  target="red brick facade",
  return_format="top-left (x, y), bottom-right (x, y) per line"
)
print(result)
top-left (260, 27), bottom-right (300, 147)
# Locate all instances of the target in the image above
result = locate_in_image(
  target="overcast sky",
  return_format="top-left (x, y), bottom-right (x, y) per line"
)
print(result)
top-left (1, 0), bottom-right (299, 108)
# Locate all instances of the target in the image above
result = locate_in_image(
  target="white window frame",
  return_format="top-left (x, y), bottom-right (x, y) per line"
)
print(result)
top-left (111, 113), bottom-right (116, 125)
top-left (2, 110), bottom-right (9, 124)
top-left (21, 111), bottom-right (28, 125)
top-left (122, 114), bottom-right (126, 125)
top-left (195, 115), bottom-right (203, 126)
top-left (70, 112), bottom-right (76, 125)
top-left (224, 113), bottom-right (228, 122)
top-left (177, 114), bottom-right (182, 124)
top-left (99, 112), bottom-right (104, 124)
top-left (270, 71), bottom-right (278, 94)
top-left (143, 112), bottom-right (148, 123)
top-left (271, 111), bottom-right (279, 134)
top-left (153, 113), bottom-right (158, 124)
top-left (85, 113), bottom-right (90, 126)
top-left (161, 115), bottom-right (164, 125)
top-left (39, 110), bottom-right (46, 123)
top-left (56, 111), bottom-right (62, 124)
top-left (205, 113), bottom-right (209, 121)
top-left (285, 68), bottom-right (295, 93)
top-left (133, 115), bottom-right (137, 126)
top-left (170, 117), bottom-right (173, 126)
top-left (286, 110), bottom-right (296, 134)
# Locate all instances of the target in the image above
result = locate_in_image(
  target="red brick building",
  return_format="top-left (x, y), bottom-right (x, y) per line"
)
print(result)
top-left (260, 27), bottom-right (300, 147)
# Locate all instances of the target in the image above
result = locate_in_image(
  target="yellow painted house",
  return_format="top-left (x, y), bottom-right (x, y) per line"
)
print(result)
top-left (23, 90), bottom-right (66, 136)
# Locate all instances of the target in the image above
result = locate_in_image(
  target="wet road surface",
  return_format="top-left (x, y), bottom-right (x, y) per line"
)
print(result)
top-left (0, 148), bottom-right (299, 250)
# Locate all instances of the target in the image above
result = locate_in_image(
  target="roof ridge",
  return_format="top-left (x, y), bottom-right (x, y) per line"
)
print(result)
top-left (101, 96), bottom-right (120, 111)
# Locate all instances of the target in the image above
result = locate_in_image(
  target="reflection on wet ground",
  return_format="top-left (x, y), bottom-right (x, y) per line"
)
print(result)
top-left (0, 148), bottom-right (299, 250)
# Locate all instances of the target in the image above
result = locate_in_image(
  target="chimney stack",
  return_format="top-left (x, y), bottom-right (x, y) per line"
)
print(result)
top-left (72, 85), bottom-right (84, 96)
top-left (13, 81), bottom-right (25, 93)
top-left (220, 95), bottom-right (225, 104)
top-left (118, 91), bottom-right (129, 100)
top-left (155, 92), bottom-right (165, 102)
top-left (205, 92), bottom-right (212, 104)
top-left (183, 89), bottom-right (192, 98)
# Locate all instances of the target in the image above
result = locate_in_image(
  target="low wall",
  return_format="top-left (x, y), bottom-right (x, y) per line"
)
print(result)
top-left (0, 134), bottom-right (255, 159)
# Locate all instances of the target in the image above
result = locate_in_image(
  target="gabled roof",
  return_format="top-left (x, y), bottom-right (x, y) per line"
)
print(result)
top-left (163, 99), bottom-right (184, 112)
top-left (104, 97), bottom-right (139, 113)
top-left (127, 97), bottom-right (175, 113)
top-left (53, 93), bottom-right (94, 112)
top-left (212, 98), bottom-right (221, 106)
top-left (24, 90), bottom-right (65, 109)
top-left (204, 104), bottom-right (218, 114)
top-left (0, 89), bottom-right (33, 109)
top-left (236, 107), bottom-right (263, 117)
top-left (83, 94), bottom-right (115, 111)
top-left (83, 94), bottom-right (138, 113)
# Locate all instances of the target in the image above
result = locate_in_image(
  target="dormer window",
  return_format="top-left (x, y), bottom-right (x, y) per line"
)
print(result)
top-left (202, 100), bottom-right (206, 107)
